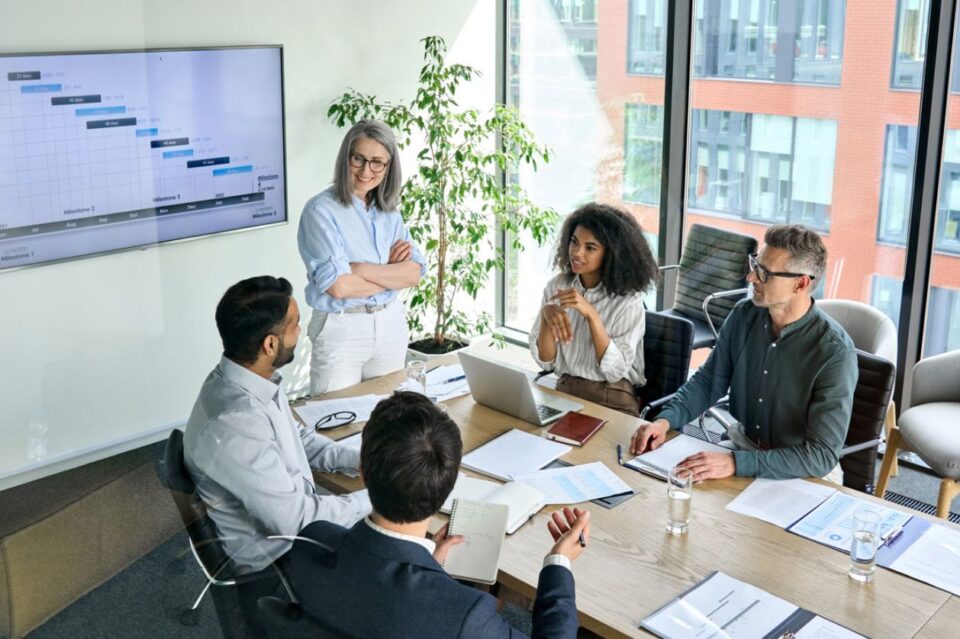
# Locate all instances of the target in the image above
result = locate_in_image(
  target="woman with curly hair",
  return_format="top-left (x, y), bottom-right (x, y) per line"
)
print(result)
top-left (529, 202), bottom-right (658, 415)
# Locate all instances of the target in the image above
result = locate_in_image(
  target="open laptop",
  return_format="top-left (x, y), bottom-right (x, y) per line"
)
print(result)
top-left (458, 351), bottom-right (582, 426)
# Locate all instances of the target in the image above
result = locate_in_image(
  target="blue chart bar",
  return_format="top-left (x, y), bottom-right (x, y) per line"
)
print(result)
top-left (187, 156), bottom-right (229, 168)
top-left (21, 84), bottom-right (62, 93)
top-left (75, 105), bottom-right (126, 116)
top-left (163, 149), bottom-right (194, 159)
top-left (136, 128), bottom-right (158, 137)
top-left (212, 165), bottom-right (253, 176)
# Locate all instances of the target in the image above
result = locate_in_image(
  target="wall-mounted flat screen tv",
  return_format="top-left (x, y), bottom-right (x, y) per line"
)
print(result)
top-left (0, 46), bottom-right (286, 272)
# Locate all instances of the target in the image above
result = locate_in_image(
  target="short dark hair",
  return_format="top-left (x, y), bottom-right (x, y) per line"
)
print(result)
top-left (763, 224), bottom-right (827, 280)
top-left (215, 276), bottom-right (293, 365)
top-left (361, 392), bottom-right (462, 523)
top-left (553, 202), bottom-right (658, 296)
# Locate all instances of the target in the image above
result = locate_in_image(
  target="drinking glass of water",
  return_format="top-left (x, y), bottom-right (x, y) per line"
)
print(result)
top-left (666, 467), bottom-right (693, 535)
top-left (405, 359), bottom-right (428, 396)
top-left (849, 508), bottom-right (881, 583)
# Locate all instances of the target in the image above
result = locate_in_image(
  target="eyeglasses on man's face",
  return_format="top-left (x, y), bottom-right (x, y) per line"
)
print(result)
top-left (748, 253), bottom-right (815, 284)
top-left (349, 153), bottom-right (389, 174)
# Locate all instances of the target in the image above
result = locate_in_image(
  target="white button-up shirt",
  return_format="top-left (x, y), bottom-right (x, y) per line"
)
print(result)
top-left (184, 356), bottom-right (371, 573)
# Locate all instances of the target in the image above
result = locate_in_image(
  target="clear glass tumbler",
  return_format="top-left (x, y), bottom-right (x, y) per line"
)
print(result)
top-left (405, 359), bottom-right (428, 396)
top-left (849, 508), bottom-right (881, 583)
top-left (666, 467), bottom-right (693, 535)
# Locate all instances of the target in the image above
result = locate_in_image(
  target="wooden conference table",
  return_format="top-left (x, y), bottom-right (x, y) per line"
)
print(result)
top-left (307, 360), bottom-right (960, 639)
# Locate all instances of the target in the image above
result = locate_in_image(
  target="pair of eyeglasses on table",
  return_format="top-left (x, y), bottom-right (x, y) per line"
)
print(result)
top-left (314, 411), bottom-right (357, 431)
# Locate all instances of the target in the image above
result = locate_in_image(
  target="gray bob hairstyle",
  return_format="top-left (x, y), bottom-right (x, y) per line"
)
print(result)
top-left (333, 119), bottom-right (402, 212)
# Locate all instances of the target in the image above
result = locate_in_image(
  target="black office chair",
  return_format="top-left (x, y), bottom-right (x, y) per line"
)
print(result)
top-left (840, 350), bottom-right (896, 494)
top-left (661, 224), bottom-right (758, 349)
top-left (258, 596), bottom-right (340, 639)
top-left (695, 350), bottom-right (895, 493)
top-left (162, 429), bottom-right (296, 638)
top-left (636, 310), bottom-right (695, 420)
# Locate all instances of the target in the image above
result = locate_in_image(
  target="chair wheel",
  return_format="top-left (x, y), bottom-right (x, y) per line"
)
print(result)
top-left (179, 608), bottom-right (201, 626)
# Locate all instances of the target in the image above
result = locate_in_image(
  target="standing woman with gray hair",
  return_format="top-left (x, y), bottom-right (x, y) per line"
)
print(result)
top-left (298, 120), bottom-right (425, 394)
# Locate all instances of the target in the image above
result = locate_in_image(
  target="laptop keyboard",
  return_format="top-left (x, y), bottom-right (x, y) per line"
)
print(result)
top-left (536, 404), bottom-right (562, 421)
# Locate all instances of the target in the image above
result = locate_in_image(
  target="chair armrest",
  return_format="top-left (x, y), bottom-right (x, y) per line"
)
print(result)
top-left (702, 287), bottom-right (750, 338)
top-left (640, 392), bottom-right (676, 420)
top-left (839, 439), bottom-right (881, 458)
top-left (658, 264), bottom-right (681, 272)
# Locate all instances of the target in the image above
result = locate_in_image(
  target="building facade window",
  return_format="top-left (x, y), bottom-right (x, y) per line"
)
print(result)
top-left (691, 0), bottom-right (845, 85)
top-left (891, 0), bottom-right (960, 90)
top-left (628, 0), bottom-right (667, 75)
top-left (878, 125), bottom-right (960, 253)
top-left (686, 109), bottom-right (835, 230)
top-left (926, 285), bottom-right (960, 355)
top-left (624, 104), bottom-right (664, 205)
top-left (871, 274), bottom-right (903, 328)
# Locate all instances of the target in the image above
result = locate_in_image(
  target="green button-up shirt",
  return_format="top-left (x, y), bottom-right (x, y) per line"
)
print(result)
top-left (658, 298), bottom-right (857, 479)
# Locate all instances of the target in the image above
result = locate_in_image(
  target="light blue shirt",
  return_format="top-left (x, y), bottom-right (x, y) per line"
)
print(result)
top-left (297, 186), bottom-right (426, 312)
top-left (184, 356), bottom-right (371, 573)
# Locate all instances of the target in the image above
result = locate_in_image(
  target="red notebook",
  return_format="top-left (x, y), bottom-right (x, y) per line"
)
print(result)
top-left (545, 412), bottom-right (606, 446)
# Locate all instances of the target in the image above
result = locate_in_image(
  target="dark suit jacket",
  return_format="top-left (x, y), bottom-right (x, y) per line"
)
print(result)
top-left (286, 520), bottom-right (579, 639)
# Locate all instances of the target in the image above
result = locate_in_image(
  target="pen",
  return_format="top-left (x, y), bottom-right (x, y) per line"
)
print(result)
top-left (616, 443), bottom-right (623, 466)
top-left (440, 374), bottom-right (467, 384)
top-left (881, 525), bottom-right (905, 547)
top-left (578, 531), bottom-right (586, 547)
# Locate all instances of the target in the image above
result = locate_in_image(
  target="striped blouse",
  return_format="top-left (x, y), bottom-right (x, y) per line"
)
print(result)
top-left (529, 274), bottom-right (646, 386)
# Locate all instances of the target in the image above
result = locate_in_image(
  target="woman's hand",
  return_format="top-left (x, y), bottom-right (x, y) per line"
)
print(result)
top-left (388, 240), bottom-right (413, 263)
top-left (551, 287), bottom-right (597, 320)
top-left (542, 303), bottom-right (573, 343)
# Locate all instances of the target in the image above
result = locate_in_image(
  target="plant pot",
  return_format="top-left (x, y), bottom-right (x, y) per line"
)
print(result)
top-left (406, 337), bottom-right (470, 364)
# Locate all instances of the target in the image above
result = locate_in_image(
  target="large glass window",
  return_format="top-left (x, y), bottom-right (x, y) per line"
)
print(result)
top-left (693, 0), bottom-right (846, 84)
top-left (505, 0), bottom-right (664, 334)
top-left (685, 0), bottom-right (922, 338)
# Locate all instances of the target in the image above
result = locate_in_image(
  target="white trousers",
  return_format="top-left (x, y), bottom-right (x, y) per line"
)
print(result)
top-left (308, 302), bottom-right (408, 395)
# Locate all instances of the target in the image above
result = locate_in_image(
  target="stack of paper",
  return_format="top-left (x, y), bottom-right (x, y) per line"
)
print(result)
top-left (725, 478), bottom-right (837, 528)
top-left (461, 429), bottom-right (571, 481)
top-left (399, 364), bottom-right (471, 401)
top-left (513, 462), bottom-right (633, 505)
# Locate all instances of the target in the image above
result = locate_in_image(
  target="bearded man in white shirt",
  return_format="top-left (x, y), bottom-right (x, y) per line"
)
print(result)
top-left (183, 275), bottom-right (371, 635)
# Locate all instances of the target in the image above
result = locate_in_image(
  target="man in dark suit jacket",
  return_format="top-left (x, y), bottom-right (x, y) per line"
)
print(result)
top-left (286, 391), bottom-right (590, 638)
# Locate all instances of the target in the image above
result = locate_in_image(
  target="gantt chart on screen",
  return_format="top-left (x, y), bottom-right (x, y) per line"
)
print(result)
top-left (0, 47), bottom-right (286, 270)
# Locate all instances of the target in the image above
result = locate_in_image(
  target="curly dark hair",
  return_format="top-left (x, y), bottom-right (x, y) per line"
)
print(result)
top-left (552, 202), bottom-right (658, 296)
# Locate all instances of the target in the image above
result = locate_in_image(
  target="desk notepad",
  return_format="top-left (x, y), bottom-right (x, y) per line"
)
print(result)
top-left (441, 475), bottom-right (544, 534)
top-left (624, 433), bottom-right (729, 480)
top-left (442, 499), bottom-right (509, 585)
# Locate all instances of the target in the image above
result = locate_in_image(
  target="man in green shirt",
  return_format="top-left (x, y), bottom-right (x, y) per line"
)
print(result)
top-left (630, 224), bottom-right (857, 481)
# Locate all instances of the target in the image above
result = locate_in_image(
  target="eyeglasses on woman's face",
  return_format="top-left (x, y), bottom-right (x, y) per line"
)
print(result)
top-left (349, 153), bottom-right (388, 174)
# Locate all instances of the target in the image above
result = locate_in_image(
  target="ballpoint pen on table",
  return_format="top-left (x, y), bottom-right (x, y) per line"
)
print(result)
top-left (616, 444), bottom-right (623, 466)
top-left (440, 375), bottom-right (467, 384)
top-left (881, 524), bottom-right (905, 547)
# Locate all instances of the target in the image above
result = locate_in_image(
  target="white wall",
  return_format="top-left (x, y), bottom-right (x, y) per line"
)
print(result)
top-left (0, 0), bottom-right (496, 489)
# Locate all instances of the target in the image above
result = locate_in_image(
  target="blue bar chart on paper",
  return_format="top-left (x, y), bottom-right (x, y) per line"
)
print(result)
top-left (0, 47), bottom-right (286, 270)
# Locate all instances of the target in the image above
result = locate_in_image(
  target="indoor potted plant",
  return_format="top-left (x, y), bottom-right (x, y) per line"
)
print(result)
top-left (327, 36), bottom-right (558, 356)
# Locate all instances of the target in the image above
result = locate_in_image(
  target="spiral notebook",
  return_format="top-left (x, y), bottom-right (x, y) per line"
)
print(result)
top-left (441, 498), bottom-right (509, 585)
top-left (624, 433), bottom-right (729, 480)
